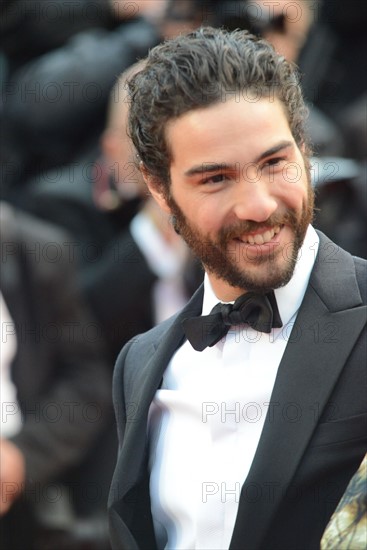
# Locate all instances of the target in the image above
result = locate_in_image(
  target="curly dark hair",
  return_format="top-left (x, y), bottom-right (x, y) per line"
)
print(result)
top-left (128, 26), bottom-right (309, 193)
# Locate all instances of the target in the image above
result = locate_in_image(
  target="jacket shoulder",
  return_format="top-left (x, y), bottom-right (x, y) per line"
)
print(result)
top-left (313, 231), bottom-right (366, 310)
top-left (115, 312), bottom-right (180, 371)
top-left (113, 282), bottom-right (204, 389)
top-left (352, 255), bottom-right (367, 304)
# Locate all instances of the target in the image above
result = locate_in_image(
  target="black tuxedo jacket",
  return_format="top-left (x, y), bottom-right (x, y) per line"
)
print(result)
top-left (0, 204), bottom-right (111, 495)
top-left (109, 232), bottom-right (367, 550)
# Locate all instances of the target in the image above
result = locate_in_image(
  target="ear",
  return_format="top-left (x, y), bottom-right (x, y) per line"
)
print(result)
top-left (100, 129), bottom-right (114, 159)
top-left (140, 163), bottom-right (171, 214)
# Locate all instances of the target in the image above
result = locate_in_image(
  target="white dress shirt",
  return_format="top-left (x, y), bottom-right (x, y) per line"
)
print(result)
top-left (148, 225), bottom-right (319, 550)
top-left (0, 291), bottom-right (22, 437)
top-left (130, 211), bottom-right (188, 324)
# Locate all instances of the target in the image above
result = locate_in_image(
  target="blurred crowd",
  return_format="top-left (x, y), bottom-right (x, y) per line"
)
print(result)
top-left (0, 1), bottom-right (366, 548)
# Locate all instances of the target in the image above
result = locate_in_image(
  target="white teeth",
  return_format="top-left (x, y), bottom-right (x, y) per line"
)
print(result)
top-left (240, 225), bottom-right (281, 245)
top-left (254, 233), bottom-right (265, 245)
top-left (262, 230), bottom-right (273, 242)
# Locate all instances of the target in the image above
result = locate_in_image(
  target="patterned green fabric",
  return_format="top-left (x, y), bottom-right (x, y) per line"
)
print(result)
top-left (321, 454), bottom-right (367, 549)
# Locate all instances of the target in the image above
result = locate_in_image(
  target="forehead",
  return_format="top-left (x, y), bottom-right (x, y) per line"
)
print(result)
top-left (166, 96), bottom-right (293, 167)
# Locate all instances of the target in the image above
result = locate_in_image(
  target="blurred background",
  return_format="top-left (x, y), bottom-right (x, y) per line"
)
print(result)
top-left (0, 1), bottom-right (366, 548)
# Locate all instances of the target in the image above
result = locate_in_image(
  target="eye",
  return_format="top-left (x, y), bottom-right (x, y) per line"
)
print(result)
top-left (261, 157), bottom-right (288, 176)
top-left (263, 157), bottom-right (285, 168)
top-left (201, 173), bottom-right (228, 185)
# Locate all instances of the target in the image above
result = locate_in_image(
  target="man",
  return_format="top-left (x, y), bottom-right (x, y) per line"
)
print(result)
top-left (0, 203), bottom-right (111, 548)
top-left (108, 28), bottom-right (366, 550)
top-left (14, 61), bottom-right (195, 362)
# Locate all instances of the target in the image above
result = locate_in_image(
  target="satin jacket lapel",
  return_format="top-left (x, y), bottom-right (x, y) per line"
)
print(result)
top-left (230, 234), bottom-right (366, 550)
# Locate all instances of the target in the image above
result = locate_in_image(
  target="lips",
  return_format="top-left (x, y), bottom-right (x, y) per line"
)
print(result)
top-left (236, 225), bottom-right (282, 245)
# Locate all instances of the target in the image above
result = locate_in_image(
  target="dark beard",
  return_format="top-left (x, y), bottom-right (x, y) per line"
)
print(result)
top-left (167, 182), bottom-right (314, 294)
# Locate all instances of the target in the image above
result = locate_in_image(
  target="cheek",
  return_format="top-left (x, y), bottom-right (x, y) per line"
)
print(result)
top-left (192, 209), bottom-right (220, 236)
top-left (280, 161), bottom-right (305, 186)
top-left (275, 170), bottom-right (309, 209)
top-left (177, 191), bottom-right (225, 233)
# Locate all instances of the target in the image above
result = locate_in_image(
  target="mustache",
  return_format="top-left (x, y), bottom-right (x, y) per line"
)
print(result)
top-left (218, 210), bottom-right (299, 245)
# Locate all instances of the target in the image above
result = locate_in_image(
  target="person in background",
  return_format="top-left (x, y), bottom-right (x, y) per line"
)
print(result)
top-left (12, 60), bottom-right (199, 362)
top-left (1, 1), bottom-right (168, 195)
top-left (0, 203), bottom-right (112, 549)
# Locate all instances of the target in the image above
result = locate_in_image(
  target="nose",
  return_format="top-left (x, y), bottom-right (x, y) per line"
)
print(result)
top-left (232, 180), bottom-right (278, 222)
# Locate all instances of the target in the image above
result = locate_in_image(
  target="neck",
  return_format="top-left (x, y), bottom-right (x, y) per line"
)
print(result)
top-left (207, 273), bottom-right (248, 302)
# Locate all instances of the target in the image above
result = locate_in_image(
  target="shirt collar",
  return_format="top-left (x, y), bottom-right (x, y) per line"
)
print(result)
top-left (202, 225), bottom-right (319, 326)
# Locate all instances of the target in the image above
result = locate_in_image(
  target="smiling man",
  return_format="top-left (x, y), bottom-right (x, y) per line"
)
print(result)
top-left (108, 28), bottom-right (366, 550)
top-left (159, 97), bottom-right (314, 300)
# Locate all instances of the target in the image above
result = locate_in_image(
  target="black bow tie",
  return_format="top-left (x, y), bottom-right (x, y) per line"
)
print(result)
top-left (182, 291), bottom-right (282, 352)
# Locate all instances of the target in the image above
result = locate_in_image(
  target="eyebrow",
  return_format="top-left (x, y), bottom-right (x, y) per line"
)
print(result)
top-left (254, 140), bottom-right (294, 163)
top-left (183, 140), bottom-right (294, 178)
